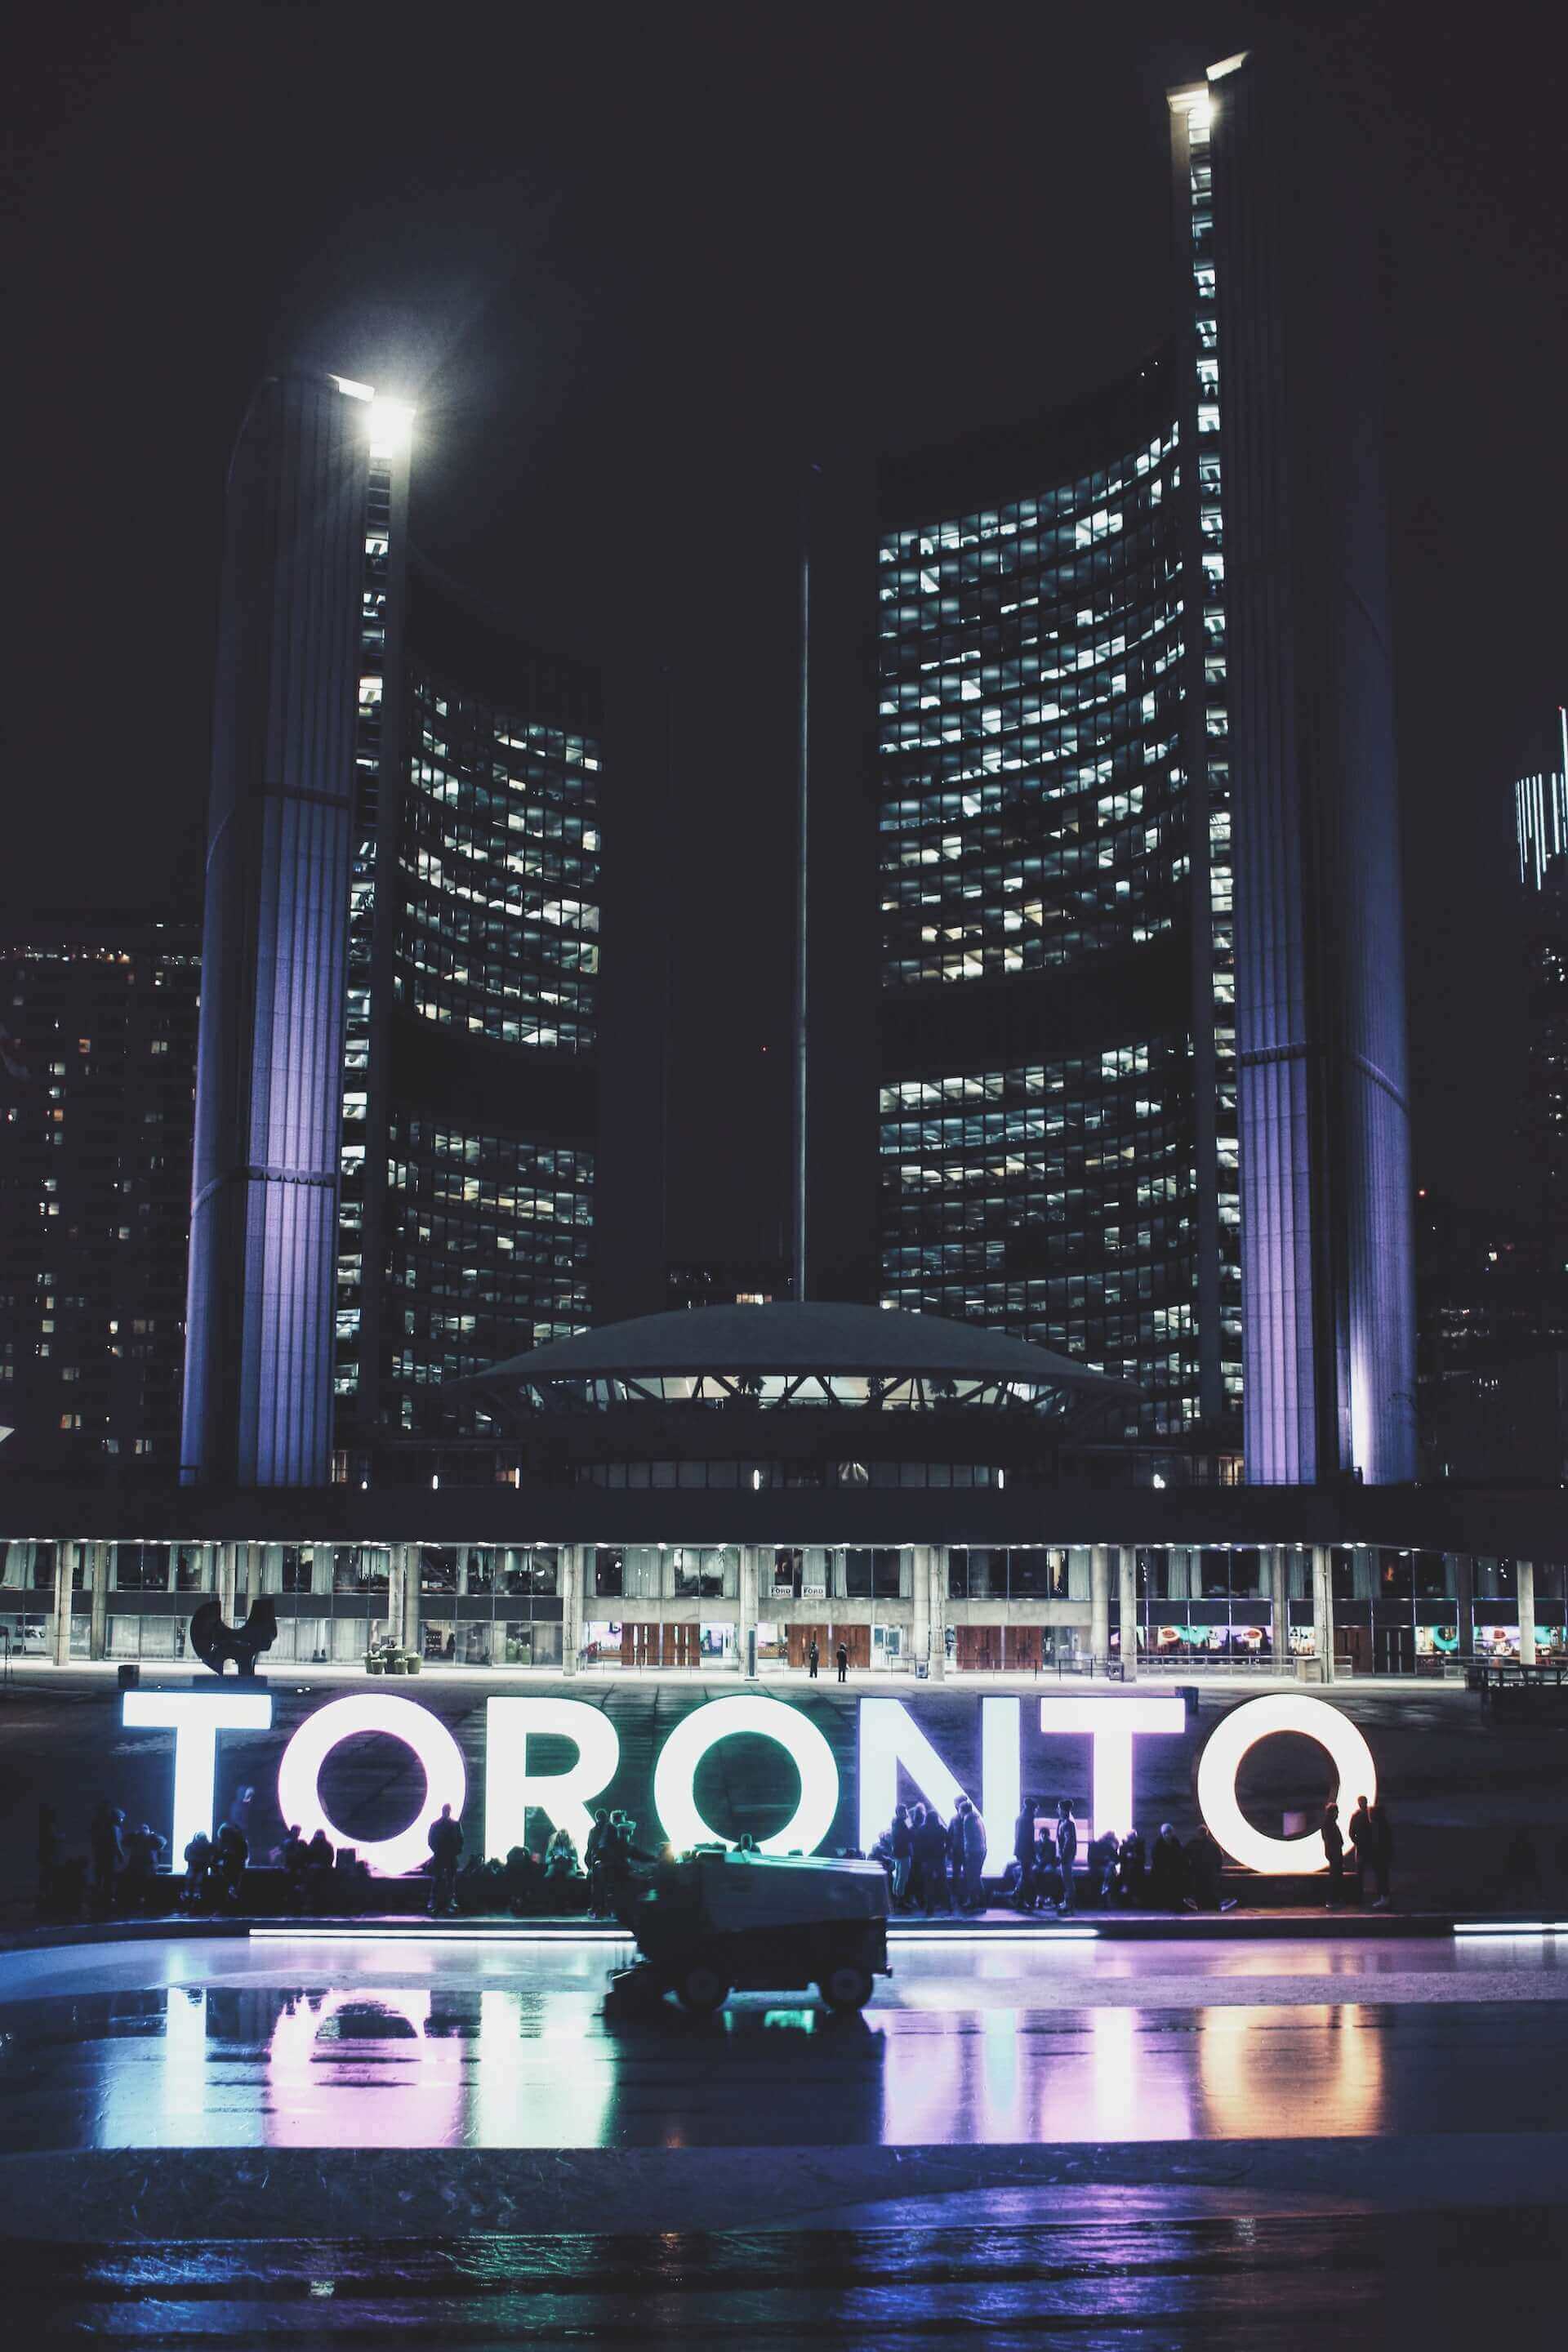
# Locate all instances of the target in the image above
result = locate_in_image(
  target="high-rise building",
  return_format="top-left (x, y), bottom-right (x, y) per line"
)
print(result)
top-left (1516, 708), bottom-right (1568, 1259)
top-left (864, 48), bottom-right (1416, 1485)
top-left (0, 909), bottom-right (200, 1469)
top-left (181, 369), bottom-right (599, 1489)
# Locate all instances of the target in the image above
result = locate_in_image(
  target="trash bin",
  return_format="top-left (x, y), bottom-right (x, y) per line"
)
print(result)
top-left (117, 1661), bottom-right (140, 1690)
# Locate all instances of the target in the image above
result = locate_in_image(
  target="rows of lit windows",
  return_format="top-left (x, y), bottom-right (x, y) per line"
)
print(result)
top-left (356, 1118), bottom-right (593, 1432)
top-left (395, 684), bottom-right (599, 1054)
top-left (879, 1047), bottom-right (1200, 1434)
top-left (877, 434), bottom-right (1187, 991)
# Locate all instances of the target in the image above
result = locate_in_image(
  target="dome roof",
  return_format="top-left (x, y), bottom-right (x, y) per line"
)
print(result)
top-left (454, 1300), bottom-right (1129, 1418)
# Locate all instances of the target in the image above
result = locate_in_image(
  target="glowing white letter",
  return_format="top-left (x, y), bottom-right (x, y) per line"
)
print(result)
top-left (276, 1694), bottom-right (466, 1878)
top-left (1196, 1694), bottom-right (1377, 1874)
top-left (1036, 1695), bottom-right (1187, 1845)
top-left (485, 1696), bottom-right (619, 1856)
top-left (122, 1690), bottom-right (273, 1862)
top-left (653, 1695), bottom-right (839, 1855)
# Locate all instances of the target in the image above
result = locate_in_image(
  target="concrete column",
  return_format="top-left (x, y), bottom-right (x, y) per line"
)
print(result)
top-left (51, 1540), bottom-right (76, 1665)
top-left (928, 1545), bottom-right (947, 1681)
top-left (1089, 1544), bottom-right (1112, 1674)
top-left (89, 1540), bottom-right (110, 1662)
top-left (1269, 1546), bottom-right (1290, 1673)
top-left (1453, 1552), bottom-right (1473, 1660)
top-left (1311, 1544), bottom-right (1336, 1682)
top-left (216, 1542), bottom-right (237, 1625)
top-left (737, 1544), bottom-right (760, 1676)
top-left (911, 1544), bottom-right (931, 1677)
top-left (563, 1543), bottom-right (585, 1674)
top-left (401, 1543), bottom-right (421, 1651)
top-left (383, 1546), bottom-right (402, 1651)
top-left (1517, 1558), bottom-right (1537, 1668)
top-left (1117, 1544), bottom-right (1138, 1679)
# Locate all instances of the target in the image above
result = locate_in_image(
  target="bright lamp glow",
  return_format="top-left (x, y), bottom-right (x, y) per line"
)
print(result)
top-left (485, 1696), bottom-right (620, 1856)
top-left (122, 1690), bottom-right (273, 1862)
top-left (1196, 1694), bottom-right (1377, 1874)
top-left (653, 1695), bottom-right (839, 1855)
top-left (368, 396), bottom-right (415, 458)
top-left (276, 1694), bottom-right (466, 1878)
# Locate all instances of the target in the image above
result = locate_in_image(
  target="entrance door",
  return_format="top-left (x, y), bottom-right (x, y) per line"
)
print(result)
top-left (835, 1624), bottom-right (871, 1672)
top-left (1374, 1624), bottom-right (1414, 1676)
top-left (1004, 1625), bottom-right (1041, 1673)
top-left (787, 1623), bottom-right (830, 1671)
top-left (663, 1622), bottom-right (700, 1668)
top-left (1339, 1625), bottom-right (1372, 1677)
top-left (955, 1625), bottom-right (1002, 1670)
top-left (623, 1621), bottom-right (658, 1668)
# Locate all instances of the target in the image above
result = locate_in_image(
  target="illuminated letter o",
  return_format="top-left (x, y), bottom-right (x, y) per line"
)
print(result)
top-left (276, 1695), bottom-right (467, 1878)
top-left (653, 1695), bottom-right (840, 1856)
top-left (1196, 1694), bottom-right (1377, 1875)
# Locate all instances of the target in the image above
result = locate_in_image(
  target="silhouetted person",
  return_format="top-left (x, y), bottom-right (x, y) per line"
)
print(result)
top-left (1348, 1795), bottom-right (1374, 1904)
top-left (1183, 1824), bottom-right (1235, 1912)
top-left (890, 1804), bottom-right (914, 1908)
top-left (956, 1795), bottom-right (987, 1910)
top-left (122, 1823), bottom-right (167, 1913)
top-left (182, 1831), bottom-right (216, 1909)
top-left (1148, 1822), bottom-right (1186, 1910)
top-left (215, 1818), bottom-right (248, 1905)
top-left (808, 1639), bottom-right (820, 1681)
top-left (836, 1641), bottom-right (849, 1684)
top-left (428, 1801), bottom-right (463, 1913)
top-left (1054, 1800), bottom-right (1079, 1914)
top-left (914, 1802), bottom-right (949, 1912)
top-left (586, 1808), bottom-right (612, 1913)
top-left (1013, 1797), bottom-right (1040, 1911)
top-left (1321, 1801), bottom-right (1346, 1908)
top-left (280, 1825), bottom-right (309, 1913)
top-left (1085, 1830), bottom-right (1120, 1908)
top-left (89, 1803), bottom-right (124, 1915)
top-left (1116, 1829), bottom-right (1147, 1909)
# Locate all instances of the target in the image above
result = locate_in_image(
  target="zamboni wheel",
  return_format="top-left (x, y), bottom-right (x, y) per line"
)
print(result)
top-left (675, 1960), bottom-right (730, 2014)
top-left (819, 1963), bottom-right (874, 2012)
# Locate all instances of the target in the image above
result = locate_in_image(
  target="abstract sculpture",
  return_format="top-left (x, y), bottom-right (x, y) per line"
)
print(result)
top-left (189, 1595), bottom-right (278, 1679)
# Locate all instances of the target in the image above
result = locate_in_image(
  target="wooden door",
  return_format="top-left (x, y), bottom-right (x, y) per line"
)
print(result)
top-left (622, 1621), bottom-right (657, 1668)
top-left (955, 1625), bottom-right (1001, 1670)
top-left (832, 1624), bottom-right (871, 1671)
top-left (1005, 1625), bottom-right (1041, 1672)
top-left (665, 1623), bottom-right (699, 1668)
top-left (788, 1622), bottom-right (830, 1670)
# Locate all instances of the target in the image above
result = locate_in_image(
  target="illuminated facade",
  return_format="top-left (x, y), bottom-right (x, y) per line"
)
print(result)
top-left (181, 369), bottom-right (599, 1489)
top-left (0, 911), bottom-right (200, 1468)
top-left (873, 50), bottom-right (1416, 1486)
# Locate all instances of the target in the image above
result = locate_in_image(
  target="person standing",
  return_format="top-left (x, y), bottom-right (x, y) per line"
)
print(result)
top-left (890, 1804), bottom-right (914, 1909)
top-left (428, 1800), bottom-right (464, 1915)
top-left (1348, 1795), bottom-right (1374, 1904)
top-left (89, 1802), bottom-right (124, 1917)
top-left (808, 1638), bottom-right (820, 1682)
top-left (1321, 1800), bottom-right (1346, 1908)
top-left (1013, 1796), bottom-right (1040, 1912)
top-left (1054, 1800), bottom-right (1079, 1915)
top-left (585, 1807), bottom-right (612, 1915)
top-left (1183, 1824), bottom-right (1235, 1912)
top-left (955, 1796), bottom-right (987, 1911)
top-left (915, 1802), bottom-right (949, 1913)
top-left (1148, 1821), bottom-right (1186, 1911)
top-left (836, 1640), bottom-right (849, 1685)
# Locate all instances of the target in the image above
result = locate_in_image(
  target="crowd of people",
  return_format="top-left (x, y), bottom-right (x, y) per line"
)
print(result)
top-left (870, 1791), bottom-right (1399, 1913)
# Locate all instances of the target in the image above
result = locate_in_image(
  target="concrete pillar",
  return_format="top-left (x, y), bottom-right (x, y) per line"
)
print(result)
top-left (1517, 1558), bottom-right (1538, 1668)
top-left (1453, 1552), bottom-right (1473, 1660)
top-left (1089, 1544), bottom-right (1112, 1674)
top-left (1117, 1544), bottom-right (1138, 1679)
top-left (89, 1539), bottom-right (110, 1662)
top-left (51, 1539), bottom-right (76, 1665)
top-left (1311, 1544), bottom-right (1336, 1682)
top-left (216, 1542), bottom-right (237, 1625)
top-left (1268, 1545), bottom-right (1290, 1673)
top-left (401, 1543), bottom-right (421, 1651)
top-left (911, 1544), bottom-right (931, 1677)
top-left (737, 1544), bottom-right (760, 1676)
top-left (928, 1545), bottom-right (947, 1681)
top-left (563, 1543), bottom-right (584, 1674)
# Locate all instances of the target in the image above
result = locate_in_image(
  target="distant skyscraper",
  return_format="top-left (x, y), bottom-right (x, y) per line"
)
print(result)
top-left (866, 48), bottom-right (1416, 1483)
top-left (182, 369), bottom-right (599, 1487)
top-left (1515, 707), bottom-right (1568, 1301)
top-left (1, 908), bottom-right (200, 1468)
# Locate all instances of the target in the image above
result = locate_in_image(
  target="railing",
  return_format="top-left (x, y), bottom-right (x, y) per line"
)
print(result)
top-left (1467, 1659), bottom-right (1568, 1692)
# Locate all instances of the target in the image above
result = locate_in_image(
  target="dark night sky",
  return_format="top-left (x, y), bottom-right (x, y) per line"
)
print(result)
top-left (6, 2), bottom-right (1566, 1264)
